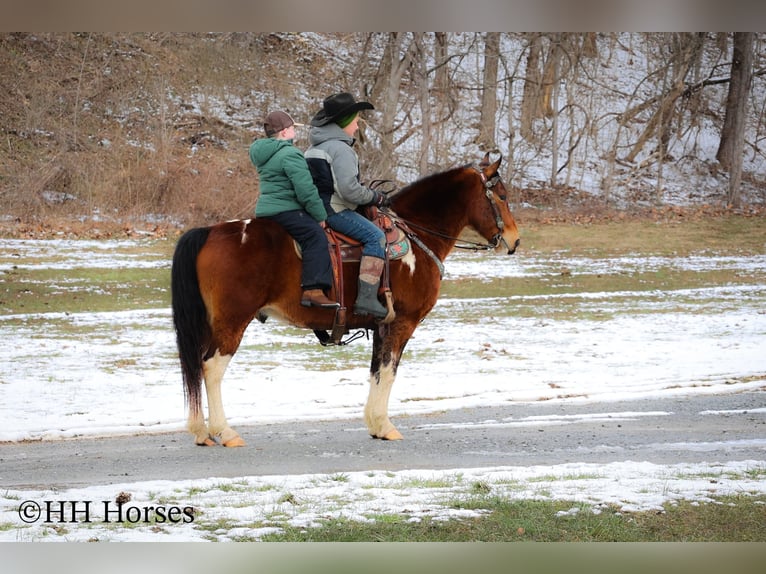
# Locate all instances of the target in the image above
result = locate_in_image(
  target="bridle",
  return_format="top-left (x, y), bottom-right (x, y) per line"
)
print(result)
top-left (472, 165), bottom-right (514, 253)
top-left (384, 164), bottom-right (512, 253)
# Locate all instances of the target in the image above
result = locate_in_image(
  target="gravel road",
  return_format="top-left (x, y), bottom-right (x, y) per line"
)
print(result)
top-left (3, 391), bottom-right (765, 489)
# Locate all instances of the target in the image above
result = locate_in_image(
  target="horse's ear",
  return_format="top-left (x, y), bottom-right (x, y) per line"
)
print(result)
top-left (482, 153), bottom-right (502, 176)
top-left (479, 152), bottom-right (503, 174)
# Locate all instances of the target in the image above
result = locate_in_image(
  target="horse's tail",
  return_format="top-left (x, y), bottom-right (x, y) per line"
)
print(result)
top-left (171, 227), bottom-right (212, 417)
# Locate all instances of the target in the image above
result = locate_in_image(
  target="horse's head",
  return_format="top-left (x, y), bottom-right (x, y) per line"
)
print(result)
top-left (388, 153), bottom-right (520, 259)
top-left (469, 153), bottom-right (520, 255)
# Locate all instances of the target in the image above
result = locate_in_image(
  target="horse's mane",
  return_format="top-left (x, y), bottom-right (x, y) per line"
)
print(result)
top-left (392, 164), bottom-right (471, 200)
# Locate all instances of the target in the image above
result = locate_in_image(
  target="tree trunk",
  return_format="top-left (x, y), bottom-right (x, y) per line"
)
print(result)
top-left (476, 32), bottom-right (500, 151)
top-left (541, 34), bottom-right (563, 118)
top-left (414, 33), bottom-right (431, 176)
top-left (520, 33), bottom-right (543, 142)
top-left (717, 32), bottom-right (754, 207)
top-left (548, 34), bottom-right (562, 185)
top-left (582, 32), bottom-right (598, 58)
top-left (426, 32), bottom-right (458, 170)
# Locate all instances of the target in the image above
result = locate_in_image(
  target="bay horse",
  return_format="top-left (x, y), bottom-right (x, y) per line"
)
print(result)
top-left (171, 153), bottom-right (520, 447)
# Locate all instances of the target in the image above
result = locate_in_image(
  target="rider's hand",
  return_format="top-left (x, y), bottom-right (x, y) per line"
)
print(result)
top-left (372, 190), bottom-right (391, 208)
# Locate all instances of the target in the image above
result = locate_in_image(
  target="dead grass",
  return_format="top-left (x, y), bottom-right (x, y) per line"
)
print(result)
top-left (0, 33), bottom-right (344, 231)
top-left (517, 211), bottom-right (766, 256)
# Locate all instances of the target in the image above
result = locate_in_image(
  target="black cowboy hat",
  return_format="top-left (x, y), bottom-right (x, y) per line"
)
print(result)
top-left (310, 92), bottom-right (375, 127)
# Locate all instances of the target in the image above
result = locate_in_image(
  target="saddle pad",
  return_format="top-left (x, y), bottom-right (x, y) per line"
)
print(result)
top-left (385, 228), bottom-right (410, 259)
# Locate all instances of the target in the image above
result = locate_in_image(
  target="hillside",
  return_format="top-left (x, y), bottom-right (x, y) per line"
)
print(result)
top-left (1, 33), bottom-right (339, 235)
top-left (1, 32), bottom-right (764, 238)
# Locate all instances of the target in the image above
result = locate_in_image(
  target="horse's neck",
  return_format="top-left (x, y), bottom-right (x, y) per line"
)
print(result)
top-left (396, 174), bottom-right (473, 260)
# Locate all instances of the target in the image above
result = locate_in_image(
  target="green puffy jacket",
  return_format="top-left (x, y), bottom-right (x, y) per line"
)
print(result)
top-left (249, 137), bottom-right (327, 222)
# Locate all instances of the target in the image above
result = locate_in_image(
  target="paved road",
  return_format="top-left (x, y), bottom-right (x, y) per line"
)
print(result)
top-left (2, 391), bottom-right (765, 489)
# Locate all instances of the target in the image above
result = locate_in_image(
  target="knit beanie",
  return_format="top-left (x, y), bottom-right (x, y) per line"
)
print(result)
top-left (336, 112), bottom-right (357, 129)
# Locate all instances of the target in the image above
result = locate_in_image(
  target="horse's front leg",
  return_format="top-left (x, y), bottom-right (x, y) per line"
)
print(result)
top-left (364, 323), bottom-right (413, 440)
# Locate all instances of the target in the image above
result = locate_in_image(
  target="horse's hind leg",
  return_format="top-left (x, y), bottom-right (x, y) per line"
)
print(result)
top-left (187, 351), bottom-right (234, 447)
top-left (201, 349), bottom-right (246, 447)
top-left (188, 407), bottom-right (216, 447)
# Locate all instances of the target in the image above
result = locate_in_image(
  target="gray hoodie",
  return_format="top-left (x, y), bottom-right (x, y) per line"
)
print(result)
top-left (305, 123), bottom-right (375, 213)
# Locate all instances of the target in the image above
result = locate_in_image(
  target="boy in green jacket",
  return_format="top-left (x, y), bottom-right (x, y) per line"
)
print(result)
top-left (249, 111), bottom-right (338, 309)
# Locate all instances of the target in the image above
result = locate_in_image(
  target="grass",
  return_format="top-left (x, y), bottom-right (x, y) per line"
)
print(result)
top-left (518, 215), bottom-right (766, 257)
top-left (439, 267), bottom-right (759, 306)
top-left (1, 215), bottom-right (764, 318)
top-left (0, 263), bottom-right (171, 316)
top-left (259, 495), bottom-right (766, 542)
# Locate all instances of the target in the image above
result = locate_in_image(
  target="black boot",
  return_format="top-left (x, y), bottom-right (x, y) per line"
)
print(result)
top-left (354, 256), bottom-right (388, 319)
top-left (354, 280), bottom-right (388, 318)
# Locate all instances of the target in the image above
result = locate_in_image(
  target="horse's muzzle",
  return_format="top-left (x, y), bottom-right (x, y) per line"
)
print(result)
top-left (506, 237), bottom-right (520, 255)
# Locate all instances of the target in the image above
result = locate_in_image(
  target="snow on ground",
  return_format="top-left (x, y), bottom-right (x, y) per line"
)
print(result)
top-left (3, 460), bottom-right (765, 542)
top-left (1, 240), bottom-right (765, 540)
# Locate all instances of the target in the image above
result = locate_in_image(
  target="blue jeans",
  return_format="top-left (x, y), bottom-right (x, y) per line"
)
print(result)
top-left (327, 209), bottom-right (386, 259)
top-left (261, 210), bottom-right (333, 291)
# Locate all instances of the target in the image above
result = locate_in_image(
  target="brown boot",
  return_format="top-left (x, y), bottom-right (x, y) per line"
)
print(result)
top-left (301, 289), bottom-right (339, 309)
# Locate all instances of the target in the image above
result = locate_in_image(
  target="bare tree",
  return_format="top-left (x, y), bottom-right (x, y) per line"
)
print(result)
top-left (547, 33), bottom-right (563, 185)
top-left (540, 33), bottom-right (563, 119)
top-left (624, 33), bottom-right (705, 164)
top-left (413, 33), bottom-right (431, 176)
top-left (476, 32), bottom-right (500, 151)
top-left (520, 33), bottom-right (543, 142)
top-left (368, 33), bottom-right (417, 178)
top-left (581, 32), bottom-right (598, 59)
top-left (430, 32), bottom-right (454, 169)
top-left (433, 32), bottom-right (453, 113)
top-left (717, 32), bottom-right (754, 207)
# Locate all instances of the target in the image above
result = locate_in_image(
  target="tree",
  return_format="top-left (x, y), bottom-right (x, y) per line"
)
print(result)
top-left (476, 32), bottom-right (500, 151)
top-left (520, 33), bottom-right (543, 142)
top-left (624, 33), bottom-right (705, 164)
top-left (717, 32), bottom-right (754, 207)
top-left (368, 33), bottom-right (418, 179)
top-left (430, 32), bottom-right (455, 170)
top-left (413, 33), bottom-right (431, 175)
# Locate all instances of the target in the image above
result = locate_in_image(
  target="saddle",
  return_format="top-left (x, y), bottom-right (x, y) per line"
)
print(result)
top-left (294, 207), bottom-right (411, 345)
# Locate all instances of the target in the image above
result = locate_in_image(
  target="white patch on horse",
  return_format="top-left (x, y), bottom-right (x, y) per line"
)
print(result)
top-left (400, 249), bottom-right (416, 275)
top-left (240, 220), bottom-right (249, 245)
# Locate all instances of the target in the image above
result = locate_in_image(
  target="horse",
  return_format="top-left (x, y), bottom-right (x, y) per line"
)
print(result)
top-left (171, 152), bottom-right (520, 447)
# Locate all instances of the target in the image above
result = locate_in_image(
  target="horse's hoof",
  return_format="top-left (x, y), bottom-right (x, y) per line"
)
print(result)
top-left (196, 436), bottom-right (218, 447)
top-left (223, 436), bottom-right (246, 447)
top-left (380, 429), bottom-right (403, 441)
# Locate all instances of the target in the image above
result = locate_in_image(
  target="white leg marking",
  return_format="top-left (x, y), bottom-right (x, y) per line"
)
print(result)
top-left (187, 408), bottom-right (208, 444)
top-left (203, 351), bottom-right (232, 438)
top-left (364, 359), bottom-right (397, 437)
